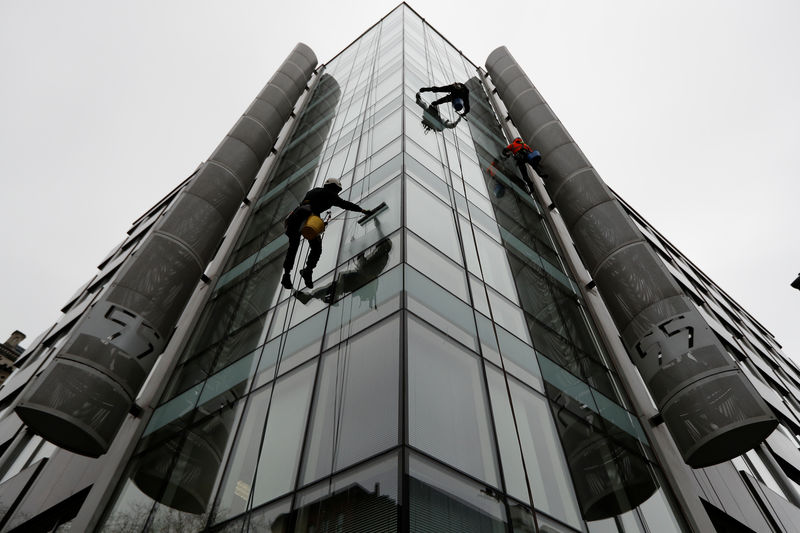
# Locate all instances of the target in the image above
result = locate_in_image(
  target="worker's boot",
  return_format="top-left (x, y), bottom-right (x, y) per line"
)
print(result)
top-left (300, 268), bottom-right (314, 289)
top-left (281, 271), bottom-right (292, 289)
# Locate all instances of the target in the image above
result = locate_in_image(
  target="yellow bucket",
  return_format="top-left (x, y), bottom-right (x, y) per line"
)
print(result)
top-left (301, 215), bottom-right (325, 240)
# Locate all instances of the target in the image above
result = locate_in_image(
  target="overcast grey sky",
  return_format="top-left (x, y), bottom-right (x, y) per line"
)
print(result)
top-left (1, 1), bottom-right (798, 362)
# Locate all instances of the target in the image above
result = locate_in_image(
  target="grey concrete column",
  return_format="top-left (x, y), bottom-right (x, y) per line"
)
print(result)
top-left (486, 46), bottom-right (776, 468)
top-left (15, 43), bottom-right (317, 458)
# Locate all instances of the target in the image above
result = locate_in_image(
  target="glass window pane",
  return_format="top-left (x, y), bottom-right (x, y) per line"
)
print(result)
top-left (459, 216), bottom-right (482, 277)
top-left (536, 513), bottom-right (582, 532)
top-left (405, 137), bottom-right (444, 178)
top-left (252, 361), bottom-right (317, 506)
top-left (301, 317), bottom-right (400, 484)
top-left (406, 230), bottom-right (468, 301)
top-left (405, 152), bottom-right (447, 194)
top-left (474, 228), bottom-right (517, 301)
top-left (406, 265), bottom-right (478, 351)
top-left (406, 177), bottom-right (461, 262)
top-left (197, 349), bottom-right (261, 409)
top-left (136, 402), bottom-right (243, 526)
top-left (508, 503), bottom-right (538, 533)
top-left (0, 435), bottom-right (42, 483)
top-left (98, 477), bottom-right (155, 533)
top-left (508, 378), bottom-right (582, 529)
top-left (409, 454), bottom-right (506, 532)
top-left (487, 288), bottom-right (529, 343)
top-left (338, 177), bottom-right (401, 264)
top-left (371, 108), bottom-right (401, 150)
top-left (497, 325), bottom-right (543, 392)
top-left (296, 453), bottom-right (399, 532)
top-left (244, 497), bottom-right (290, 532)
top-left (253, 310), bottom-right (326, 389)
top-left (476, 313), bottom-right (502, 366)
top-left (212, 386), bottom-right (272, 523)
top-left (408, 316), bottom-right (498, 485)
top-left (587, 518), bottom-right (622, 533)
top-left (638, 488), bottom-right (683, 533)
top-left (351, 153), bottom-right (401, 199)
top-left (324, 264), bottom-right (403, 348)
top-left (470, 275), bottom-right (491, 316)
top-left (369, 135), bottom-right (401, 170)
top-left (485, 366), bottom-right (529, 502)
top-left (460, 155), bottom-right (490, 195)
top-left (145, 383), bottom-right (203, 437)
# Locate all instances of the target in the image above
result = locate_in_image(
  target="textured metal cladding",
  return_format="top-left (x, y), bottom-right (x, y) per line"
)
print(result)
top-left (511, 98), bottom-right (550, 132)
top-left (571, 201), bottom-right (643, 274)
top-left (256, 85), bottom-right (294, 120)
top-left (228, 115), bottom-right (276, 161)
top-left (245, 98), bottom-right (286, 137)
top-left (209, 135), bottom-right (263, 184)
top-left (16, 360), bottom-right (130, 457)
top-left (486, 46), bottom-right (776, 467)
top-left (551, 168), bottom-right (610, 227)
top-left (184, 163), bottom-right (247, 222)
top-left (16, 44), bottom-right (318, 457)
top-left (538, 140), bottom-right (590, 180)
top-left (158, 193), bottom-right (230, 265)
top-left (592, 243), bottom-right (684, 325)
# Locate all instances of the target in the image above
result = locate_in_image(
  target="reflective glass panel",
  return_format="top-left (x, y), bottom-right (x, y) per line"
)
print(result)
top-left (295, 453), bottom-right (399, 532)
top-left (213, 385), bottom-right (272, 523)
top-left (406, 230), bottom-right (468, 301)
top-left (405, 176), bottom-right (461, 262)
top-left (485, 366), bottom-right (529, 502)
top-left (408, 316), bottom-right (498, 485)
top-left (301, 317), bottom-right (399, 484)
top-left (252, 361), bottom-right (317, 506)
top-left (409, 454), bottom-right (506, 532)
top-left (405, 265), bottom-right (478, 351)
top-left (508, 377), bottom-right (582, 528)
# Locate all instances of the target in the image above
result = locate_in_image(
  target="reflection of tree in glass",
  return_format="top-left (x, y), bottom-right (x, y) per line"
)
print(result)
top-left (294, 238), bottom-right (393, 308)
top-left (549, 392), bottom-right (658, 521)
top-left (100, 500), bottom-right (207, 533)
top-left (292, 482), bottom-right (398, 532)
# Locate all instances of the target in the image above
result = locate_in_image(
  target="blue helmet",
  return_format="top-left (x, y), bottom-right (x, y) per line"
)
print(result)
top-left (452, 98), bottom-right (464, 111)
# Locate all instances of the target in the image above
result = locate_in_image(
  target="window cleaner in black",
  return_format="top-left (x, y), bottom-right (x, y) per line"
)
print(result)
top-left (281, 178), bottom-right (374, 290)
top-left (415, 92), bottom-right (462, 134)
top-left (419, 82), bottom-right (470, 116)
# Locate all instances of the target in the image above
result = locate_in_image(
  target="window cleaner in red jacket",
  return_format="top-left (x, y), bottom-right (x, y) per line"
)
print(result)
top-left (500, 137), bottom-right (547, 191)
top-left (419, 82), bottom-right (470, 116)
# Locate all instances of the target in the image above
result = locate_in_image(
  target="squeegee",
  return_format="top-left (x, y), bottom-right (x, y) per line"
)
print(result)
top-left (357, 202), bottom-right (388, 225)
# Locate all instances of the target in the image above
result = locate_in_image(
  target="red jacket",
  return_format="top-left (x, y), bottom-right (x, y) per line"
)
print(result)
top-left (503, 138), bottom-right (532, 157)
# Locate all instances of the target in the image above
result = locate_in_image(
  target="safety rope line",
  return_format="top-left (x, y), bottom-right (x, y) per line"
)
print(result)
top-left (420, 24), bottom-right (543, 525)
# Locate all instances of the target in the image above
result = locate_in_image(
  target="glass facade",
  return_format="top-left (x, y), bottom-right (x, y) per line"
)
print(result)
top-left (95, 6), bottom-right (687, 532)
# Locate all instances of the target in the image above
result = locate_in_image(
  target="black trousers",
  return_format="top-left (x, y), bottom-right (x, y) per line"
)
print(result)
top-left (431, 93), bottom-right (456, 107)
top-left (283, 207), bottom-right (322, 273)
top-left (515, 153), bottom-right (543, 191)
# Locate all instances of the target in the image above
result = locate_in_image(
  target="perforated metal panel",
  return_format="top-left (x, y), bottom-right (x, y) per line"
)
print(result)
top-left (486, 46), bottom-right (777, 467)
top-left (16, 43), bottom-right (318, 457)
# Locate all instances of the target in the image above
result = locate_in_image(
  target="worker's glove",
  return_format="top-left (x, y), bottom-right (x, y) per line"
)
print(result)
top-left (362, 208), bottom-right (373, 216)
top-left (419, 87), bottom-right (431, 93)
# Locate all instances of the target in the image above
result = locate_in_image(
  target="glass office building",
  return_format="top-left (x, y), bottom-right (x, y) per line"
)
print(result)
top-left (1, 4), bottom-right (799, 532)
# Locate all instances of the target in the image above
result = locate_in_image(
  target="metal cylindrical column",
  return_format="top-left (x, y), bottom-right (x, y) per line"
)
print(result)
top-left (486, 46), bottom-right (776, 468)
top-left (15, 44), bottom-right (318, 458)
